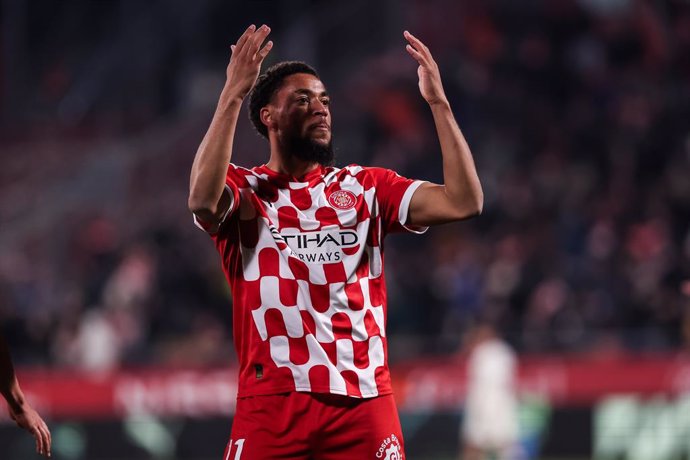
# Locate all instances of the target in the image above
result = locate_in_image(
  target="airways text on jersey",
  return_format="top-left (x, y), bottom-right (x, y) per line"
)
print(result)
top-left (197, 163), bottom-right (425, 399)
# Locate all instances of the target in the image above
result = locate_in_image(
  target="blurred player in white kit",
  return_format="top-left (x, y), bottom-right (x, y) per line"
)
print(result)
top-left (461, 323), bottom-right (522, 460)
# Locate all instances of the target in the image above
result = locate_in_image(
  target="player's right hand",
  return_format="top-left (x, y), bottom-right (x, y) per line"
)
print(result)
top-left (225, 24), bottom-right (273, 100)
top-left (8, 402), bottom-right (51, 457)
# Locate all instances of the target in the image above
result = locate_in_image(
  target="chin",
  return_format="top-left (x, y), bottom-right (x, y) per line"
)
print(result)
top-left (312, 138), bottom-right (331, 148)
top-left (309, 130), bottom-right (333, 145)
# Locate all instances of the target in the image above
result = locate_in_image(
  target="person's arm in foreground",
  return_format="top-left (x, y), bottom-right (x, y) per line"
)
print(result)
top-left (188, 24), bottom-right (273, 228)
top-left (0, 335), bottom-right (51, 457)
top-left (403, 31), bottom-right (484, 226)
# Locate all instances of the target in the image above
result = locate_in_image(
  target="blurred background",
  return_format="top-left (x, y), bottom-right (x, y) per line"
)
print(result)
top-left (1, 0), bottom-right (689, 458)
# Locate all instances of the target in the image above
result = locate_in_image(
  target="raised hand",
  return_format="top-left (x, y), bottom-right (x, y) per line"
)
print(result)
top-left (225, 24), bottom-right (273, 100)
top-left (9, 402), bottom-right (51, 457)
top-left (404, 31), bottom-right (448, 106)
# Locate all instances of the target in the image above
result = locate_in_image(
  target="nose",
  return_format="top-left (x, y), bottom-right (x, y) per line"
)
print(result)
top-left (312, 99), bottom-right (328, 117)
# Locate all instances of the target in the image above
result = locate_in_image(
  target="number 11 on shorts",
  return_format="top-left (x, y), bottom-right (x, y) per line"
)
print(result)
top-left (224, 438), bottom-right (245, 460)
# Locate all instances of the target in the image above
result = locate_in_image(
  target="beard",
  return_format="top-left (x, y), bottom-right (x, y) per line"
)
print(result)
top-left (285, 132), bottom-right (335, 166)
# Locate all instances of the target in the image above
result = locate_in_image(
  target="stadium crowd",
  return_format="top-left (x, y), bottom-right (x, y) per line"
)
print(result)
top-left (1, 0), bottom-right (689, 370)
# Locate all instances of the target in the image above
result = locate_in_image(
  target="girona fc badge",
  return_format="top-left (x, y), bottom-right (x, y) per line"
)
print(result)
top-left (376, 434), bottom-right (403, 460)
top-left (328, 190), bottom-right (356, 210)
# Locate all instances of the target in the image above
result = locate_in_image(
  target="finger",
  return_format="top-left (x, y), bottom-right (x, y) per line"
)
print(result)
top-left (234, 24), bottom-right (256, 54)
top-left (403, 30), bottom-right (427, 49)
top-left (257, 40), bottom-right (273, 62)
top-left (231, 44), bottom-right (236, 53)
top-left (405, 44), bottom-right (426, 65)
top-left (32, 426), bottom-right (43, 455)
top-left (39, 426), bottom-right (48, 456)
top-left (244, 24), bottom-right (271, 59)
top-left (403, 30), bottom-right (430, 57)
top-left (45, 423), bottom-right (52, 453)
top-left (43, 429), bottom-right (51, 457)
top-left (242, 24), bottom-right (271, 59)
top-left (37, 423), bottom-right (50, 457)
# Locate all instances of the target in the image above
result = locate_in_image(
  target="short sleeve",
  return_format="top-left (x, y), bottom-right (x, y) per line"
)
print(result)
top-left (367, 167), bottom-right (428, 235)
top-left (192, 164), bottom-right (241, 235)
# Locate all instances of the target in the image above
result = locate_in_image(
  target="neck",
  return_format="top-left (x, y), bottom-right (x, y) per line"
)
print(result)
top-left (265, 154), bottom-right (320, 179)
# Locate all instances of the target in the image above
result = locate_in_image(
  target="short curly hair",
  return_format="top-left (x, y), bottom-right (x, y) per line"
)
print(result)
top-left (248, 61), bottom-right (320, 138)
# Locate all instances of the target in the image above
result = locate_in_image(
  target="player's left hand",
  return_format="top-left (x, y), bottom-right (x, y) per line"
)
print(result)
top-left (404, 31), bottom-right (448, 106)
top-left (9, 402), bottom-right (52, 457)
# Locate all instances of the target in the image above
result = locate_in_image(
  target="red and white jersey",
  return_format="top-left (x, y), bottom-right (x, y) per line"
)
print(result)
top-left (195, 163), bottom-right (426, 398)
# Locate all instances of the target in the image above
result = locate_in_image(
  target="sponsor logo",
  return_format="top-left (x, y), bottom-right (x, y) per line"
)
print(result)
top-left (328, 190), bottom-right (357, 210)
top-left (376, 434), bottom-right (402, 460)
top-left (272, 229), bottom-right (360, 264)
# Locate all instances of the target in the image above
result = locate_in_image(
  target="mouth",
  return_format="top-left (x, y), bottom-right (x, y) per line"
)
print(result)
top-left (309, 122), bottom-right (330, 132)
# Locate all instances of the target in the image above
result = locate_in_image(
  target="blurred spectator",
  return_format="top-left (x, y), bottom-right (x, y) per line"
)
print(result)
top-left (461, 323), bottom-right (522, 460)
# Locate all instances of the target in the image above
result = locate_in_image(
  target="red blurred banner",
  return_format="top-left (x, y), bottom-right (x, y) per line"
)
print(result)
top-left (394, 353), bottom-right (690, 410)
top-left (6, 368), bottom-right (238, 420)
top-left (6, 354), bottom-right (690, 418)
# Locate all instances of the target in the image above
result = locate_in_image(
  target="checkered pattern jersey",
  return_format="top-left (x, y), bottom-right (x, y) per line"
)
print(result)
top-left (194, 163), bottom-right (426, 398)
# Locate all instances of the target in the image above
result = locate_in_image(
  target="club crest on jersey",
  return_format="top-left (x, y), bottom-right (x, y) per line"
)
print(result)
top-left (328, 190), bottom-right (357, 210)
top-left (376, 434), bottom-right (402, 460)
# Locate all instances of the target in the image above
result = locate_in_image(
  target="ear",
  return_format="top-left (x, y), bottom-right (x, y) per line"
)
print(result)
top-left (260, 107), bottom-right (273, 132)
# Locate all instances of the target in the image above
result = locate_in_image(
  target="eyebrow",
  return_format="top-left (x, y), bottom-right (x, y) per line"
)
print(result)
top-left (293, 88), bottom-right (329, 97)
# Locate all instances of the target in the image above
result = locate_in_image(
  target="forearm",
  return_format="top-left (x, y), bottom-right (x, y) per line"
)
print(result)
top-left (189, 24), bottom-right (273, 221)
top-left (0, 336), bottom-right (23, 411)
top-left (430, 101), bottom-right (483, 214)
top-left (188, 87), bottom-right (243, 217)
top-left (1, 377), bottom-right (24, 412)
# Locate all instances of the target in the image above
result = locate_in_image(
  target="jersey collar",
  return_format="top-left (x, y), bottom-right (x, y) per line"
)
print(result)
top-left (254, 164), bottom-right (329, 187)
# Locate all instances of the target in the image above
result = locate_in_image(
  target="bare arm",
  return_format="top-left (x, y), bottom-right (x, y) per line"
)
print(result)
top-left (0, 335), bottom-right (51, 457)
top-left (403, 31), bottom-right (483, 226)
top-left (188, 24), bottom-right (273, 227)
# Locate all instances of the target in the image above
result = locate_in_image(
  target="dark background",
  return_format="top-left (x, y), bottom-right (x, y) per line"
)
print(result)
top-left (1, 0), bottom-right (689, 459)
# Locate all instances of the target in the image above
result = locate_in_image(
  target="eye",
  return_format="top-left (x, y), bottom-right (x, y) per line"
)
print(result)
top-left (321, 98), bottom-right (330, 106)
top-left (297, 96), bottom-right (309, 104)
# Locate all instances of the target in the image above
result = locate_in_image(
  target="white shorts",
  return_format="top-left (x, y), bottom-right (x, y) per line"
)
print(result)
top-left (462, 393), bottom-right (518, 449)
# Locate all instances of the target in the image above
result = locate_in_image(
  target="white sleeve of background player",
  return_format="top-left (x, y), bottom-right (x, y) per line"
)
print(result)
top-left (192, 184), bottom-right (235, 234)
top-left (399, 180), bottom-right (429, 234)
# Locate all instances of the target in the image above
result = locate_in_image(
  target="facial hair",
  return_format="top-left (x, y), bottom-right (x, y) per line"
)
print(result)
top-left (285, 132), bottom-right (335, 166)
